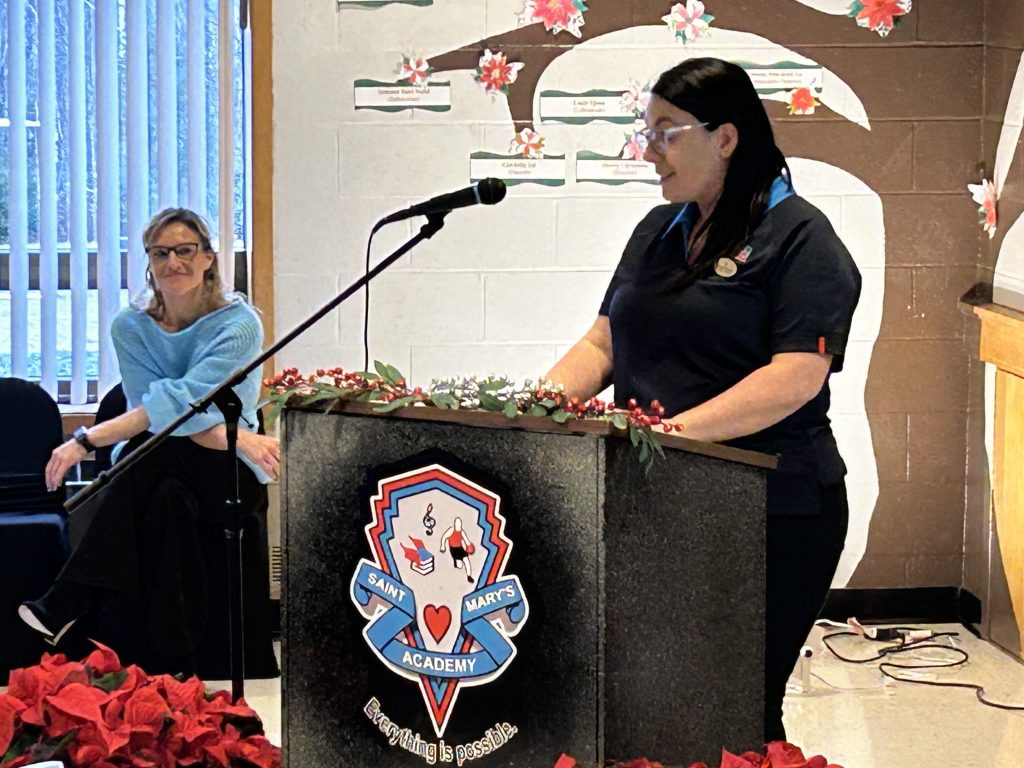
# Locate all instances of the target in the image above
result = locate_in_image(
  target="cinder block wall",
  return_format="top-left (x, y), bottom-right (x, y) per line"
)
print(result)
top-left (272, 0), bottom-right (992, 595)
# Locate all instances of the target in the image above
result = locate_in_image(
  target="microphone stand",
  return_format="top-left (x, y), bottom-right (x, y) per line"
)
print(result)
top-left (66, 212), bottom-right (449, 701)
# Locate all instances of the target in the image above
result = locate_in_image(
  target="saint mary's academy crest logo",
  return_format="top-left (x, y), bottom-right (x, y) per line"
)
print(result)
top-left (350, 463), bottom-right (530, 737)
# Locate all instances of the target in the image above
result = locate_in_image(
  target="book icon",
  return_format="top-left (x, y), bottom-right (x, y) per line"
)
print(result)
top-left (402, 537), bottom-right (435, 576)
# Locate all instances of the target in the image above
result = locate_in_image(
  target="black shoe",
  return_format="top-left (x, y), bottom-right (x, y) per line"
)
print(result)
top-left (18, 582), bottom-right (90, 646)
top-left (18, 600), bottom-right (77, 646)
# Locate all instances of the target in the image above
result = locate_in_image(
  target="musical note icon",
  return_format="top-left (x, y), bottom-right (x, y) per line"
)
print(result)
top-left (423, 503), bottom-right (436, 536)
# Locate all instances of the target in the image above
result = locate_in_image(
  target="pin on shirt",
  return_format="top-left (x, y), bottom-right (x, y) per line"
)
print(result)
top-left (735, 245), bottom-right (753, 264)
top-left (714, 257), bottom-right (738, 278)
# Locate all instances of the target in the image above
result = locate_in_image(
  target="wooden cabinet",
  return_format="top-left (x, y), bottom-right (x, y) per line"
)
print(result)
top-left (975, 303), bottom-right (1024, 655)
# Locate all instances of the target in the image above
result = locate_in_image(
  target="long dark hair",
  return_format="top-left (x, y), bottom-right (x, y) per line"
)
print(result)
top-left (652, 57), bottom-right (788, 286)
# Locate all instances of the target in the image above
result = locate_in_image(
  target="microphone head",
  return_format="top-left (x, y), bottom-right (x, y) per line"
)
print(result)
top-left (477, 178), bottom-right (507, 206)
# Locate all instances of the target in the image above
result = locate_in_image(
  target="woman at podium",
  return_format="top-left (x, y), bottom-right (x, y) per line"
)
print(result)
top-left (546, 57), bottom-right (861, 743)
top-left (19, 208), bottom-right (280, 677)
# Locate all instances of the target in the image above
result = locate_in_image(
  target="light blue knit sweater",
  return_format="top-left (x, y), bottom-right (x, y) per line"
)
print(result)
top-left (110, 298), bottom-right (270, 483)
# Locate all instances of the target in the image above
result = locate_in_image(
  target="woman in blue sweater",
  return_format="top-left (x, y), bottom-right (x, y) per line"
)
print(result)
top-left (20, 208), bottom-right (280, 676)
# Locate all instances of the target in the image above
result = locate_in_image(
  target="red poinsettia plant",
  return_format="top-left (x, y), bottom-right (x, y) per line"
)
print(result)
top-left (0, 643), bottom-right (280, 768)
top-left (555, 740), bottom-right (843, 768)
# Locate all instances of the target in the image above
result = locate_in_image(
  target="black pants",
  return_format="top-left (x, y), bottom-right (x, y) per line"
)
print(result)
top-left (764, 481), bottom-right (849, 743)
top-left (58, 434), bottom-right (278, 679)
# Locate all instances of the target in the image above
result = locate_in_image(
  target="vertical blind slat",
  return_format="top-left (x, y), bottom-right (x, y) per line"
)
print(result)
top-left (95, 0), bottom-right (121, 396)
top-left (188, 0), bottom-right (208, 220)
top-left (157, 0), bottom-right (179, 208)
top-left (126, 0), bottom-right (150, 298)
top-left (218, 0), bottom-right (235, 288)
top-left (7, 0), bottom-right (28, 379)
top-left (38, 0), bottom-right (58, 397)
top-left (69, 0), bottom-right (89, 405)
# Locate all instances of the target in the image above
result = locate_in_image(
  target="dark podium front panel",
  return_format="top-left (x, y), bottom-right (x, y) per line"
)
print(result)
top-left (281, 408), bottom-right (767, 767)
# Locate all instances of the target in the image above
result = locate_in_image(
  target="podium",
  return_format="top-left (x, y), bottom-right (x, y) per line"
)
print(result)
top-left (280, 404), bottom-right (775, 767)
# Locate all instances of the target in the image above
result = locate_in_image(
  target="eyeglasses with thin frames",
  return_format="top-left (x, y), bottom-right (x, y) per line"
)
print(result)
top-left (146, 243), bottom-right (202, 262)
top-left (638, 122), bottom-right (709, 153)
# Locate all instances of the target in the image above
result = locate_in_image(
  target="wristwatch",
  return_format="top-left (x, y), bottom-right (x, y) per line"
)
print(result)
top-left (73, 426), bottom-right (97, 453)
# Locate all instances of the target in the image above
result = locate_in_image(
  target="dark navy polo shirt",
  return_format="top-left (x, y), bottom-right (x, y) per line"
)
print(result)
top-left (599, 184), bottom-right (862, 505)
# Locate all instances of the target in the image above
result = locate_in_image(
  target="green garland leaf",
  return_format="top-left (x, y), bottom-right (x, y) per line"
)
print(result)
top-left (373, 395), bottom-right (417, 413)
top-left (503, 400), bottom-right (520, 419)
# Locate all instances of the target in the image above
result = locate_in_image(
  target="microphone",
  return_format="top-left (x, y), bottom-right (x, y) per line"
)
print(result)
top-left (379, 178), bottom-right (507, 225)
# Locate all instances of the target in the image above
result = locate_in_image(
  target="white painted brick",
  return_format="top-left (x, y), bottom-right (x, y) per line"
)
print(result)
top-left (275, 273), bottom-right (343, 347)
top-left (336, 3), bottom-right (487, 54)
top-left (340, 123), bottom-right (485, 198)
top-left (851, 266), bottom-right (884, 342)
top-left (840, 195), bottom-right (886, 269)
top-left (363, 271), bottom-right (486, 350)
top-left (555, 196), bottom-right (661, 268)
top-left (485, 271), bottom-right (611, 342)
top-left (411, 343), bottom-right (559, 384)
top-left (828, 341), bottom-right (873, 415)
top-left (802, 195), bottom-right (842, 234)
top-left (410, 198), bottom-right (557, 270)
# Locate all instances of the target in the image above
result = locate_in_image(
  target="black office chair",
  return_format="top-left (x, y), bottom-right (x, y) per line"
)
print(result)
top-left (0, 378), bottom-right (70, 678)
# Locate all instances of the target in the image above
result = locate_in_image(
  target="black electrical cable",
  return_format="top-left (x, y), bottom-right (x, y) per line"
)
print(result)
top-left (822, 629), bottom-right (1024, 712)
top-left (363, 226), bottom-right (379, 372)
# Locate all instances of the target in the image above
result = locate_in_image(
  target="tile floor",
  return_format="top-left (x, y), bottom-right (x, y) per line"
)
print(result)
top-left (221, 623), bottom-right (1024, 767)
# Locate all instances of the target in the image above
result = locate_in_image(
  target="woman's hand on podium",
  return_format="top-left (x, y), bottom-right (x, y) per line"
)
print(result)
top-left (238, 431), bottom-right (281, 481)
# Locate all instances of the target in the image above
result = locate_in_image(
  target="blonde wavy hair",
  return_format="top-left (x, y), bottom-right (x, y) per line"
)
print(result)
top-left (140, 208), bottom-right (227, 321)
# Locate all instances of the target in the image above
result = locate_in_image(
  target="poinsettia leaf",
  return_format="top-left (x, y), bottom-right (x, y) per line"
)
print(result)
top-left (354, 370), bottom-right (381, 382)
top-left (554, 754), bottom-right (577, 768)
top-left (528, 404), bottom-right (547, 418)
top-left (373, 360), bottom-right (390, 381)
top-left (90, 669), bottom-right (127, 693)
top-left (540, 398), bottom-right (558, 409)
top-left (503, 400), bottom-right (519, 419)
top-left (552, 409), bottom-right (572, 424)
top-left (373, 396), bottom-right (417, 413)
top-left (4, 729), bottom-right (38, 764)
top-left (611, 413), bottom-right (628, 431)
top-left (430, 392), bottom-right (460, 409)
top-left (628, 425), bottom-right (640, 447)
top-left (638, 441), bottom-right (649, 464)
top-left (479, 392), bottom-right (505, 412)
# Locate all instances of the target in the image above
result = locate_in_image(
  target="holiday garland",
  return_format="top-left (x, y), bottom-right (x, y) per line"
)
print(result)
top-left (263, 362), bottom-right (681, 470)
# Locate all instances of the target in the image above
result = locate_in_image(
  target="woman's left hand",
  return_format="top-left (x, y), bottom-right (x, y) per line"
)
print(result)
top-left (238, 431), bottom-right (281, 481)
top-left (45, 439), bottom-right (88, 492)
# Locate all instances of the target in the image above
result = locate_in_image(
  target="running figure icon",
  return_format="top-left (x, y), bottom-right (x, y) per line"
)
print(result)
top-left (440, 516), bottom-right (475, 584)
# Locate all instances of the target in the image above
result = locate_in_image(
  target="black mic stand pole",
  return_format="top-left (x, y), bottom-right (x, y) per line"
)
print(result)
top-left (65, 212), bottom-right (449, 701)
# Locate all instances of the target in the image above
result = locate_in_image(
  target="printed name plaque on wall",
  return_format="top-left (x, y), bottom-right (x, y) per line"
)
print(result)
top-left (576, 152), bottom-right (660, 185)
top-left (539, 89), bottom-right (636, 125)
top-left (337, 0), bottom-right (433, 8)
top-left (350, 462), bottom-right (531, 765)
top-left (354, 80), bottom-right (452, 112)
top-left (744, 64), bottom-right (824, 93)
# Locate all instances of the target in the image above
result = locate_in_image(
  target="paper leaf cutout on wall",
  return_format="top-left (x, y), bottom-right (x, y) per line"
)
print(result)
top-left (662, 1), bottom-right (715, 44)
top-left (621, 80), bottom-right (653, 119)
top-left (475, 49), bottom-right (526, 96)
top-left (968, 178), bottom-right (998, 240)
top-left (399, 55), bottom-right (432, 87)
top-left (516, 0), bottom-right (588, 38)
top-left (787, 87), bottom-right (821, 115)
top-left (846, 0), bottom-right (912, 37)
top-left (621, 125), bottom-right (649, 161)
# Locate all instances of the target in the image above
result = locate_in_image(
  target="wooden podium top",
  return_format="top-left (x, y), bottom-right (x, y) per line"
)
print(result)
top-left (286, 400), bottom-right (778, 470)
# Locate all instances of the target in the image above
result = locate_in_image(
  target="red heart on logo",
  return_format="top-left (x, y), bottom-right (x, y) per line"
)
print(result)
top-left (423, 605), bottom-right (452, 642)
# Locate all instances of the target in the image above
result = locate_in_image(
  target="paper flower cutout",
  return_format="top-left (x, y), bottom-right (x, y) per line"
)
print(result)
top-left (475, 49), bottom-right (525, 95)
top-left (622, 80), bottom-right (652, 118)
top-left (399, 54), bottom-right (432, 87)
top-left (787, 87), bottom-right (820, 115)
top-left (662, 0), bottom-right (715, 43)
top-left (621, 126), bottom-right (649, 161)
top-left (510, 128), bottom-right (545, 159)
top-left (968, 178), bottom-right (997, 239)
top-left (847, 0), bottom-right (912, 37)
top-left (516, 0), bottom-right (588, 38)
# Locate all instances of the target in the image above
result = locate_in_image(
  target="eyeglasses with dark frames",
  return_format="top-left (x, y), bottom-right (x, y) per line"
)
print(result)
top-left (146, 243), bottom-right (202, 262)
